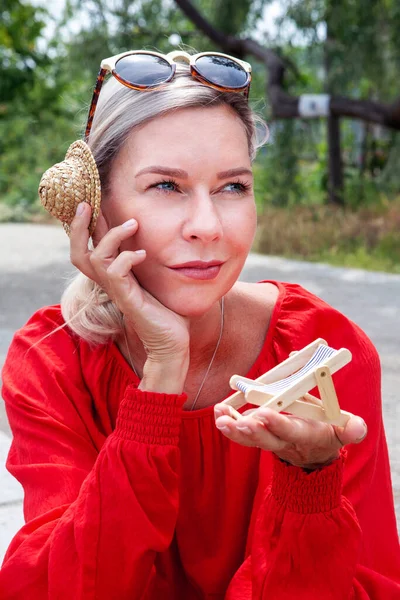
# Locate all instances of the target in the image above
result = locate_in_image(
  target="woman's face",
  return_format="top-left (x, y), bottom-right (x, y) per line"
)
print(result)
top-left (105, 104), bottom-right (257, 316)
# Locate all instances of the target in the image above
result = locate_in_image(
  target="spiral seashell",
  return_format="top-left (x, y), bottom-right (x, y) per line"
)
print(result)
top-left (38, 140), bottom-right (101, 236)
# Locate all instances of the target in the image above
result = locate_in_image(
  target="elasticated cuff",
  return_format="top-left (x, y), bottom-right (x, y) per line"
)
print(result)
top-left (115, 385), bottom-right (187, 445)
top-left (270, 450), bottom-right (346, 514)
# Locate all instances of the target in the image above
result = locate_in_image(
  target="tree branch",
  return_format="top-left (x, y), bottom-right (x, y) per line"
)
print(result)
top-left (174, 0), bottom-right (400, 130)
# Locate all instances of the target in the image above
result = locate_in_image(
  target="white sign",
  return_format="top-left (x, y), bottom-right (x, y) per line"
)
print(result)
top-left (298, 94), bottom-right (331, 118)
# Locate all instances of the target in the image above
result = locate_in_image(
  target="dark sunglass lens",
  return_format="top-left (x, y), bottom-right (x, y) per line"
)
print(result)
top-left (195, 55), bottom-right (248, 88)
top-left (115, 53), bottom-right (172, 86)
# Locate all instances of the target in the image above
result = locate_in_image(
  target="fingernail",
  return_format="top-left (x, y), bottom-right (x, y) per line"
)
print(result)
top-left (214, 408), bottom-right (223, 418)
top-left (122, 218), bottom-right (137, 228)
top-left (356, 420), bottom-right (368, 442)
top-left (256, 415), bottom-right (269, 426)
top-left (76, 202), bottom-right (85, 216)
top-left (236, 426), bottom-right (252, 434)
top-left (216, 425), bottom-right (229, 433)
top-left (135, 249), bottom-right (146, 255)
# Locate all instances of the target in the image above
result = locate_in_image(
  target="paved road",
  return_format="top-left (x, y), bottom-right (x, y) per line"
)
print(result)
top-left (0, 223), bottom-right (399, 560)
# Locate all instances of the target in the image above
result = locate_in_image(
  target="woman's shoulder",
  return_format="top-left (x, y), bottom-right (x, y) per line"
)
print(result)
top-left (241, 279), bottom-right (379, 361)
top-left (1, 305), bottom-right (123, 426)
top-left (237, 278), bottom-right (341, 314)
top-left (5, 304), bottom-right (78, 357)
top-left (274, 280), bottom-right (377, 349)
top-left (18, 303), bottom-right (67, 330)
top-left (3, 303), bottom-right (128, 384)
top-left (2, 305), bottom-right (119, 447)
top-left (238, 278), bottom-right (354, 325)
top-left (2, 306), bottom-right (78, 395)
top-left (2, 304), bottom-right (109, 384)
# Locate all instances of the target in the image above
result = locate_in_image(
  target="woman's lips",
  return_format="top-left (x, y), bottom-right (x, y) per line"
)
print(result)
top-left (168, 264), bottom-right (223, 280)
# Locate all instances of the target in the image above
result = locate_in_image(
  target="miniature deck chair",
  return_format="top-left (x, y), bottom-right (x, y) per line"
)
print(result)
top-left (222, 338), bottom-right (352, 427)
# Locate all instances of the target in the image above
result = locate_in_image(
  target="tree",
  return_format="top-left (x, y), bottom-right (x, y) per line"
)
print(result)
top-left (0, 0), bottom-right (47, 104)
top-left (2, 0), bottom-right (400, 212)
top-left (174, 0), bottom-right (400, 204)
top-left (0, 1), bottom-right (84, 208)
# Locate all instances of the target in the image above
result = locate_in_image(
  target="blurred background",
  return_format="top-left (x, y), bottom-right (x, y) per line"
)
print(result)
top-left (1, 0), bottom-right (400, 272)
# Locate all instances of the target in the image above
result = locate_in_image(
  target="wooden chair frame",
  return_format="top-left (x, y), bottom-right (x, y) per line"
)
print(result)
top-left (222, 338), bottom-right (352, 427)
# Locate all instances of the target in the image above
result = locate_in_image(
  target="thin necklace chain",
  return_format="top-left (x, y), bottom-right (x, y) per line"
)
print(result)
top-left (122, 297), bottom-right (225, 411)
top-left (190, 296), bottom-right (224, 410)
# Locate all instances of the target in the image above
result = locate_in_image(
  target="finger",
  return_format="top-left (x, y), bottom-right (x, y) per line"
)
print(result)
top-left (236, 413), bottom-right (288, 451)
top-left (215, 414), bottom-right (286, 452)
top-left (242, 408), bottom-right (259, 417)
top-left (92, 209), bottom-right (109, 248)
top-left (248, 406), bottom-right (309, 444)
top-left (215, 414), bottom-right (270, 448)
top-left (214, 403), bottom-right (242, 420)
top-left (334, 415), bottom-right (367, 446)
top-left (90, 218), bottom-right (138, 269)
top-left (106, 250), bottom-right (147, 313)
top-left (215, 403), bottom-right (307, 449)
top-left (107, 250), bottom-right (146, 289)
top-left (69, 202), bottom-right (96, 278)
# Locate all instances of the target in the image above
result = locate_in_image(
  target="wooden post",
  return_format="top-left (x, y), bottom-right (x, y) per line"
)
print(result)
top-left (327, 114), bottom-right (344, 205)
top-left (325, 1), bottom-right (344, 206)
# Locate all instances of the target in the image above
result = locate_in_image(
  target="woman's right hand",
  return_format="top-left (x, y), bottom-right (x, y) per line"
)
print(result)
top-left (69, 202), bottom-right (190, 391)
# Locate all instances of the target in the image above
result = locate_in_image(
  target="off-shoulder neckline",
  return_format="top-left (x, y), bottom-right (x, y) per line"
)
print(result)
top-left (108, 280), bottom-right (287, 419)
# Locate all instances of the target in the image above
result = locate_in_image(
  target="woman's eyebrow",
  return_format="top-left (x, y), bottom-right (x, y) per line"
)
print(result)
top-left (135, 166), bottom-right (253, 179)
top-left (135, 166), bottom-right (188, 179)
top-left (216, 168), bottom-right (253, 179)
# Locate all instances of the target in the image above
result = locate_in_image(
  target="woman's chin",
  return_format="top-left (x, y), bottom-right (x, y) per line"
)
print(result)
top-left (134, 266), bottom-right (240, 317)
top-left (161, 295), bottom-right (220, 318)
top-left (145, 285), bottom-right (226, 318)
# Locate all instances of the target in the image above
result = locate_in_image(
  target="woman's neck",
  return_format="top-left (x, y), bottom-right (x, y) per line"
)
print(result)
top-left (118, 294), bottom-right (227, 378)
top-left (187, 298), bottom-right (225, 371)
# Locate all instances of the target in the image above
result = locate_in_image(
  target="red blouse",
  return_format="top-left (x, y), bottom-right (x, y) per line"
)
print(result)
top-left (1, 281), bottom-right (399, 599)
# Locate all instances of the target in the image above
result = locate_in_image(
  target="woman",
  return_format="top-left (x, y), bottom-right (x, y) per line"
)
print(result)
top-left (1, 50), bottom-right (399, 599)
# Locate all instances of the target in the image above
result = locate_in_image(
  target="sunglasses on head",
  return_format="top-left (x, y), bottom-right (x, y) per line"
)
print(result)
top-left (85, 50), bottom-right (252, 141)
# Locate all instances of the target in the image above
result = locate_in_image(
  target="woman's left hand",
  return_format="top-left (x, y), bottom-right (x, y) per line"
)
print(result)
top-left (213, 404), bottom-right (367, 469)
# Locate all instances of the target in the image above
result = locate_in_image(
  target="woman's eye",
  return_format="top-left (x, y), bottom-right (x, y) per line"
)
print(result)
top-left (151, 180), bottom-right (178, 193)
top-left (222, 181), bottom-right (251, 194)
top-left (148, 179), bottom-right (251, 195)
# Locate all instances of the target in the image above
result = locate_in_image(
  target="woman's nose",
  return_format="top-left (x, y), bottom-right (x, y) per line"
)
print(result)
top-left (182, 192), bottom-right (223, 243)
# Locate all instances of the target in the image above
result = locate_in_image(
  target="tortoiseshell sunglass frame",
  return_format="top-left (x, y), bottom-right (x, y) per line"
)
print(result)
top-left (84, 50), bottom-right (252, 141)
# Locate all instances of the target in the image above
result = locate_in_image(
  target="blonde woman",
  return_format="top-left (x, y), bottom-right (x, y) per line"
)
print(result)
top-left (1, 51), bottom-right (399, 599)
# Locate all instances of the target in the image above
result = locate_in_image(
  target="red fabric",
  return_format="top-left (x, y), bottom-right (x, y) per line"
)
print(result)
top-left (1, 281), bottom-right (399, 599)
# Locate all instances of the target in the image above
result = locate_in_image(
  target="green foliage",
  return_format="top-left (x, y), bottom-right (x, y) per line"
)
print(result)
top-left (253, 0), bottom-right (400, 215)
top-left (0, 0), bottom-right (210, 209)
top-left (0, 0), bottom-right (48, 104)
top-left (202, 0), bottom-right (268, 36)
top-left (254, 121), bottom-right (304, 208)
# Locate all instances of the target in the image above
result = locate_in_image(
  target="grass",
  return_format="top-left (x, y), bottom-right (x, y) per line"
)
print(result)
top-left (254, 200), bottom-right (400, 274)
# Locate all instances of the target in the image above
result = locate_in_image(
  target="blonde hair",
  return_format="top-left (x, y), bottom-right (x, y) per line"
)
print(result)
top-left (61, 62), bottom-right (268, 346)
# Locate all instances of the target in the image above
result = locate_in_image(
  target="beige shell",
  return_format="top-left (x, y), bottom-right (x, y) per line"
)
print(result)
top-left (38, 140), bottom-right (101, 236)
